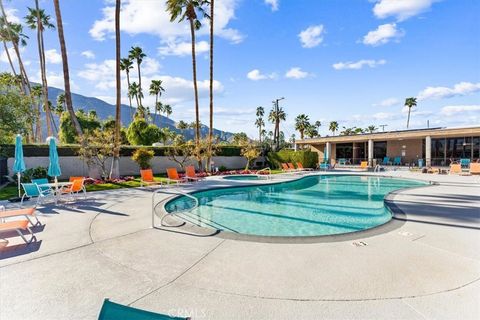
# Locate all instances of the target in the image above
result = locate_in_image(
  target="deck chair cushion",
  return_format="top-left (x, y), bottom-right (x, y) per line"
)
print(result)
top-left (98, 299), bottom-right (188, 320)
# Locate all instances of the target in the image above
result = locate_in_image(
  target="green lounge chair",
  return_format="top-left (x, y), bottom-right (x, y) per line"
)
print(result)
top-left (98, 299), bottom-right (190, 320)
top-left (393, 156), bottom-right (402, 166)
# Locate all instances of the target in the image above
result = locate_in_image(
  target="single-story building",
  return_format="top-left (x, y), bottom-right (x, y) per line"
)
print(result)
top-left (295, 126), bottom-right (480, 167)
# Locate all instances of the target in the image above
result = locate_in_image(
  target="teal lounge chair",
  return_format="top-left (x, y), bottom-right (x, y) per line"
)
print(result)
top-left (21, 183), bottom-right (53, 206)
top-left (393, 156), bottom-right (402, 166)
top-left (31, 178), bottom-right (52, 194)
top-left (98, 299), bottom-right (190, 320)
top-left (382, 157), bottom-right (390, 165)
top-left (460, 158), bottom-right (471, 168)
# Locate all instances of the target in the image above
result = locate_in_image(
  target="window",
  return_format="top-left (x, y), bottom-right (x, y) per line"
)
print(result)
top-left (374, 141), bottom-right (387, 159)
top-left (336, 143), bottom-right (353, 159)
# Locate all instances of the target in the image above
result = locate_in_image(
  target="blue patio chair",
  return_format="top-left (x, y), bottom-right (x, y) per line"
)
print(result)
top-left (393, 156), bottom-right (402, 166)
top-left (98, 299), bottom-right (189, 320)
top-left (319, 163), bottom-right (330, 171)
top-left (31, 178), bottom-right (51, 193)
top-left (382, 157), bottom-right (390, 165)
top-left (460, 158), bottom-right (471, 168)
top-left (338, 158), bottom-right (347, 165)
top-left (21, 183), bottom-right (52, 206)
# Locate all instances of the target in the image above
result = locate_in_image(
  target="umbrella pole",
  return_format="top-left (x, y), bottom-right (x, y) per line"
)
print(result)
top-left (17, 172), bottom-right (21, 198)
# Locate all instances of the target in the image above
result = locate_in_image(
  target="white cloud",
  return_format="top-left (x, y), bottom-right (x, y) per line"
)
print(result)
top-left (158, 40), bottom-right (209, 56)
top-left (81, 50), bottom-right (95, 59)
top-left (417, 82), bottom-right (480, 100)
top-left (246, 69), bottom-right (277, 81)
top-left (440, 105), bottom-right (480, 116)
top-left (44, 49), bottom-right (62, 64)
top-left (141, 57), bottom-right (161, 76)
top-left (89, 0), bottom-right (244, 44)
top-left (264, 0), bottom-right (279, 11)
top-left (333, 59), bottom-right (386, 70)
top-left (285, 67), bottom-right (309, 79)
top-left (298, 25), bottom-right (324, 48)
top-left (0, 46), bottom-right (16, 64)
top-left (374, 97), bottom-right (399, 107)
top-left (5, 8), bottom-right (20, 24)
top-left (31, 70), bottom-right (79, 91)
top-left (362, 23), bottom-right (404, 46)
top-left (373, 0), bottom-right (437, 21)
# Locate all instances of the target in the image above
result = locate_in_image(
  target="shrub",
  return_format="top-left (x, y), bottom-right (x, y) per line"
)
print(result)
top-left (132, 148), bottom-right (155, 169)
top-left (127, 118), bottom-right (163, 146)
top-left (267, 150), bottom-right (318, 169)
top-left (20, 166), bottom-right (48, 183)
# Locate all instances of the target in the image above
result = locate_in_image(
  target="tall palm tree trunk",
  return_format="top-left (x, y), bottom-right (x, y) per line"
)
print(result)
top-left (34, 0), bottom-right (51, 139)
top-left (207, 0), bottom-right (214, 171)
top-left (126, 72), bottom-right (133, 121)
top-left (111, 0), bottom-right (121, 179)
top-left (406, 108), bottom-right (411, 129)
top-left (136, 63), bottom-right (142, 107)
top-left (154, 94), bottom-right (159, 126)
top-left (189, 18), bottom-right (201, 147)
top-left (53, 0), bottom-right (83, 139)
top-left (2, 41), bottom-right (16, 76)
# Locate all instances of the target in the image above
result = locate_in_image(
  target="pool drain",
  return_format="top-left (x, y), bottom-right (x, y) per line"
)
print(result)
top-left (352, 241), bottom-right (368, 247)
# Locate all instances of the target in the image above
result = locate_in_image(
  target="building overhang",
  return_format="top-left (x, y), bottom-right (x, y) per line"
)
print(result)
top-left (296, 126), bottom-right (480, 145)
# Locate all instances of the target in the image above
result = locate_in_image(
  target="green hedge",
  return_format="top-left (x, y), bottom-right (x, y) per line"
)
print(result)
top-left (0, 144), bottom-right (242, 158)
top-left (267, 150), bottom-right (318, 169)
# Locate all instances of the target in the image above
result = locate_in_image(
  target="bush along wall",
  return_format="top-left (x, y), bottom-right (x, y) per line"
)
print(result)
top-left (267, 150), bottom-right (318, 169)
top-left (0, 144), bottom-right (243, 158)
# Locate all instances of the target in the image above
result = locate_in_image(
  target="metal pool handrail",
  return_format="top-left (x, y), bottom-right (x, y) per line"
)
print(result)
top-left (151, 188), bottom-right (199, 228)
top-left (256, 167), bottom-right (272, 179)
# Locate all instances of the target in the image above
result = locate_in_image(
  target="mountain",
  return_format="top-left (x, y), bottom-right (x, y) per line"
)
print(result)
top-left (43, 85), bottom-right (233, 141)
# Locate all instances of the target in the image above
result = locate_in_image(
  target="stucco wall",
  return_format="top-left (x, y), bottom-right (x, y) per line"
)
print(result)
top-left (7, 156), bottom-right (250, 179)
top-left (386, 139), bottom-right (423, 163)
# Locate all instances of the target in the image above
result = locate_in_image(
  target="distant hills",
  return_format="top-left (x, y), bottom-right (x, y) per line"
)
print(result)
top-left (43, 85), bottom-right (233, 141)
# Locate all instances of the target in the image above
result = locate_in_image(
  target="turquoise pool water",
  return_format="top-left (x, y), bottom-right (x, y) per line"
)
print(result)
top-left (164, 175), bottom-right (427, 237)
top-left (222, 175), bottom-right (262, 180)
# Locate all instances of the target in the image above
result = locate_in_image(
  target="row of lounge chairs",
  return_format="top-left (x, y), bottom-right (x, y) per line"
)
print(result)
top-left (280, 162), bottom-right (314, 172)
top-left (140, 166), bottom-right (203, 186)
top-left (21, 177), bottom-right (87, 206)
top-left (428, 163), bottom-right (480, 175)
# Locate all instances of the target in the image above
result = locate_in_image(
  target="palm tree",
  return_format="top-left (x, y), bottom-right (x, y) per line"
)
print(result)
top-left (129, 82), bottom-right (141, 110)
top-left (120, 57), bottom-right (134, 121)
top-left (208, 0), bottom-right (214, 171)
top-left (366, 125), bottom-right (377, 133)
top-left (25, 3), bottom-right (55, 138)
top-left (329, 121), bottom-right (338, 136)
top-left (163, 104), bottom-right (172, 118)
top-left (305, 125), bottom-right (318, 139)
top-left (255, 106), bottom-right (264, 142)
top-left (176, 120), bottom-right (188, 138)
top-left (111, 0), bottom-right (121, 179)
top-left (31, 85), bottom-right (43, 141)
top-left (128, 46), bottom-right (146, 110)
top-left (0, 18), bottom-right (17, 77)
top-left (315, 120), bottom-right (321, 131)
top-left (149, 80), bottom-right (165, 125)
top-left (0, 3), bottom-right (31, 96)
top-left (294, 114), bottom-right (310, 140)
top-left (404, 97), bottom-right (417, 129)
top-left (268, 105), bottom-right (287, 150)
top-left (53, 0), bottom-right (83, 139)
top-left (166, 0), bottom-right (210, 148)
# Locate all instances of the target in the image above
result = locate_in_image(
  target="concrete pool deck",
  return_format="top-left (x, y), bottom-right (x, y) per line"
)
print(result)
top-left (0, 171), bottom-right (479, 319)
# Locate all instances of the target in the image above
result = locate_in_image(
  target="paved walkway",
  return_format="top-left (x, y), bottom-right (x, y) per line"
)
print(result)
top-left (0, 171), bottom-right (479, 319)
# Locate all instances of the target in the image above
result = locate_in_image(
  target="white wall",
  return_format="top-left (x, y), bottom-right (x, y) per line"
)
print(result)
top-left (7, 156), bottom-right (250, 179)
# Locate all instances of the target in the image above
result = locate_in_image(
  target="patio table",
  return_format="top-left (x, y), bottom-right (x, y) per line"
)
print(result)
top-left (38, 182), bottom-right (73, 205)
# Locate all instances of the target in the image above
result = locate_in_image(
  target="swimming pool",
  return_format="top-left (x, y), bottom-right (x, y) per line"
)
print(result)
top-left (222, 175), bottom-right (264, 181)
top-left (164, 175), bottom-right (428, 237)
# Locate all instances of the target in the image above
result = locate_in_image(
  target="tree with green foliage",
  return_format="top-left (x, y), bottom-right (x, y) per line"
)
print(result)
top-left (59, 109), bottom-right (101, 144)
top-left (0, 73), bottom-right (34, 143)
top-left (294, 114), bottom-right (310, 140)
top-left (120, 57), bottom-right (134, 120)
top-left (232, 132), bottom-right (249, 145)
top-left (77, 128), bottom-right (115, 180)
top-left (366, 125), bottom-right (377, 133)
top-left (304, 124), bottom-right (318, 139)
top-left (176, 120), bottom-right (189, 138)
top-left (128, 46), bottom-right (146, 109)
top-left (126, 118), bottom-right (163, 146)
top-left (149, 79), bottom-right (165, 125)
top-left (329, 121), bottom-right (338, 136)
top-left (132, 148), bottom-right (155, 170)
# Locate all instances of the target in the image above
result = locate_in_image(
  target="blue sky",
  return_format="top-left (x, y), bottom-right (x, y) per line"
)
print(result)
top-left (1, 0), bottom-right (479, 138)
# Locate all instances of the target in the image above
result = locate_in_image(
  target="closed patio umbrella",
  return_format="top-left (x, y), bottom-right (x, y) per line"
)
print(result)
top-left (12, 135), bottom-right (26, 197)
top-left (47, 137), bottom-right (61, 187)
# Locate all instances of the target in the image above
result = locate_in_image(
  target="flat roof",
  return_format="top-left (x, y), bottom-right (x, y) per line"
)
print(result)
top-left (296, 126), bottom-right (480, 145)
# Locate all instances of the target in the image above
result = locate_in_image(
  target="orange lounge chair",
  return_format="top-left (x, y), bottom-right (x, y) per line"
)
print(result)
top-left (296, 162), bottom-right (313, 171)
top-left (449, 164), bottom-right (462, 174)
top-left (470, 163), bottom-right (480, 175)
top-left (287, 163), bottom-right (298, 170)
top-left (0, 220), bottom-right (36, 244)
top-left (140, 169), bottom-right (163, 187)
top-left (185, 166), bottom-right (203, 182)
top-left (0, 207), bottom-right (41, 227)
top-left (360, 161), bottom-right (368, 169)
top-left (281, 163), bottom-right (291, 171)
top-left (61, 177), bottom-right (87, 199)
top-left (166, 168), bottom-right (188, 185)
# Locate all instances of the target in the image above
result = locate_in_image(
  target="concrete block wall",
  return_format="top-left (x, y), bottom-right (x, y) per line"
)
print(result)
top-left (7, 156), bottom-right (249, 179)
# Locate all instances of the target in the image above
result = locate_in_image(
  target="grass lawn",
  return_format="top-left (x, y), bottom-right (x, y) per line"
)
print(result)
top-left (0, 170), bottom-right (286, 201)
